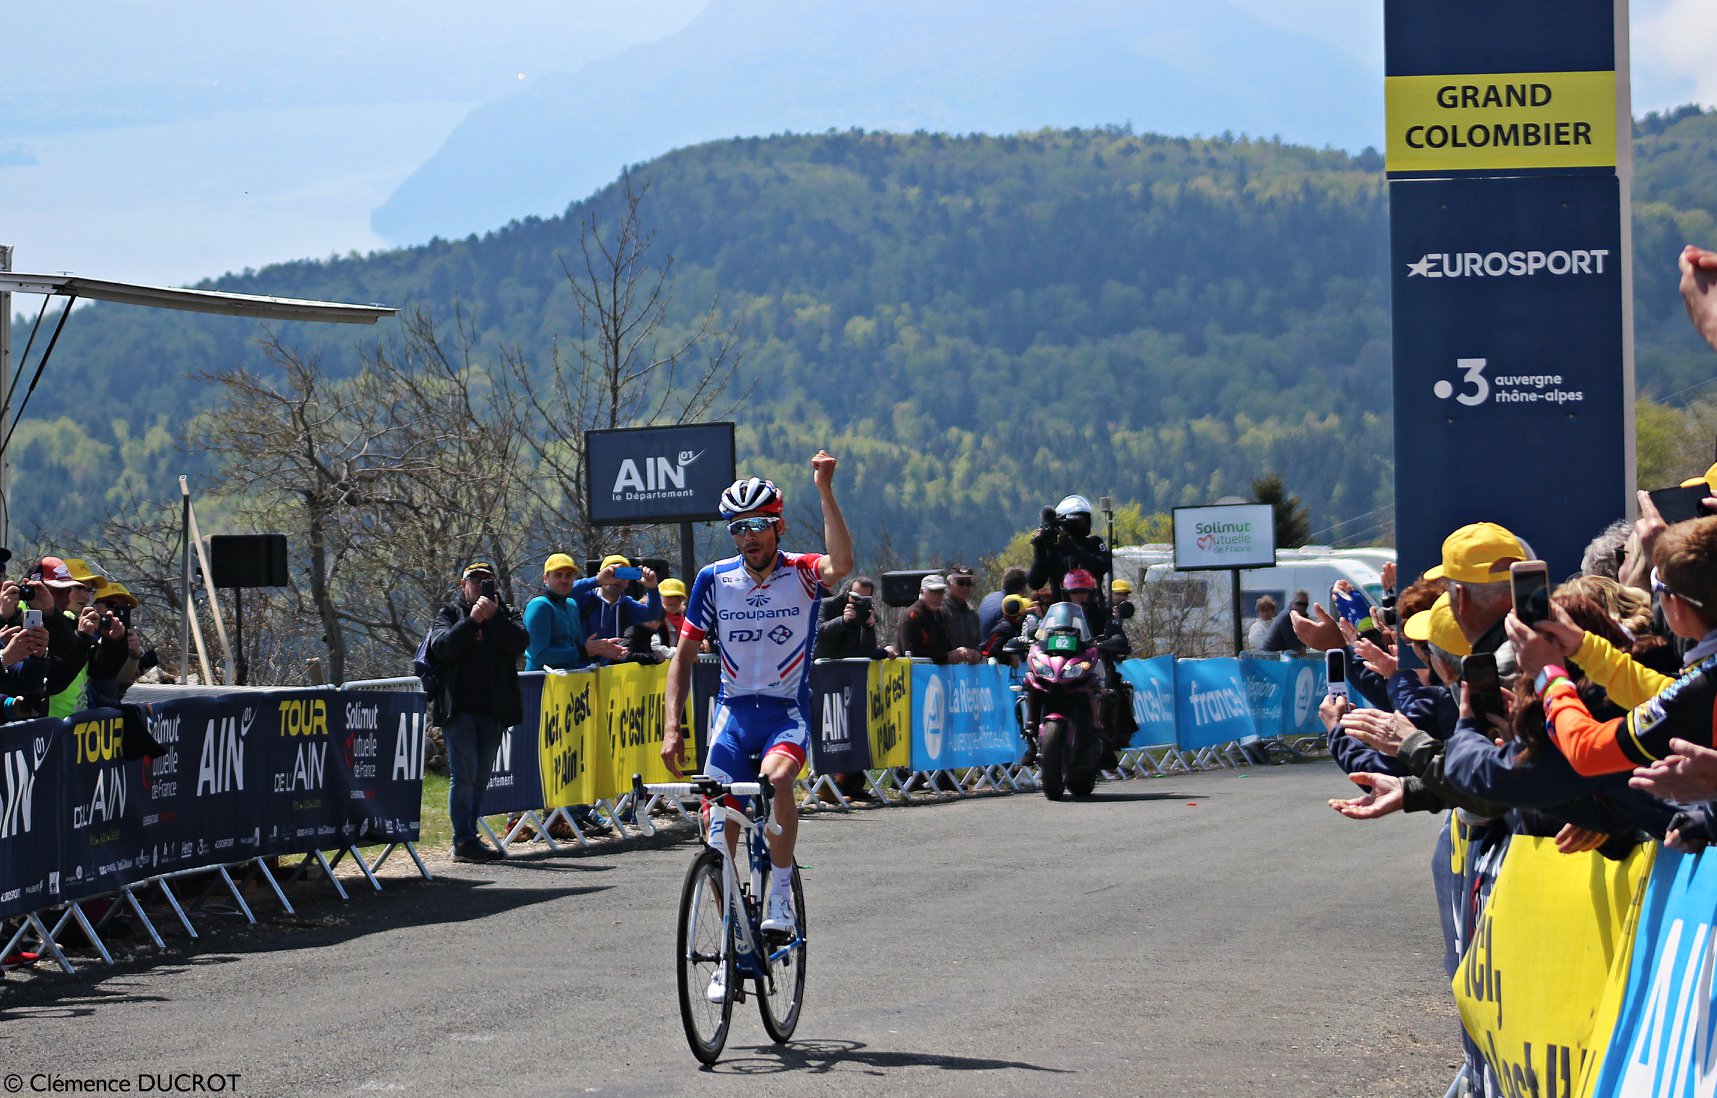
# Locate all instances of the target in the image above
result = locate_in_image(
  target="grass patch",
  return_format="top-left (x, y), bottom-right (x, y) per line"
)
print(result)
top-left (417, 773), bottom-right (519, 852)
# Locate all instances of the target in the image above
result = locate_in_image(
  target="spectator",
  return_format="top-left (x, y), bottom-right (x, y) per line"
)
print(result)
top-left (24, 557), bottom-right (126, 718)
top-left (981, 593), bottom-right (1033, 661)
top-left (88, 580), bottom-right (145, 707)
top-left (655, 578), bottom-right (690, 649)
top-left (898, 575), bottom-right (960, 662)
top-left (1019, 587), bottom-right (1054, 642)
top-left (1247, 595), bottom-right (1278, 651)
top-left (978, 566), bottom-right (1030, 640)
top-left (523, 553), bottom-right (586, 672)
top-left (572, 555), bottom-right (662, 665)
top-left (1427, 522), bottom-right (1528, 682)
top-left (519, 553), bottom-right (594, 841)
top-left (428, 561), bottom-right (530, 863)
top-left (1513, 516), bottom-right (1717, 779)
top-left (817, 576), bottom-right (892, 660)
top-left (943, 566), bottom-right (982, 652)
top-left (1260, 591), bottom-right (1310, 653)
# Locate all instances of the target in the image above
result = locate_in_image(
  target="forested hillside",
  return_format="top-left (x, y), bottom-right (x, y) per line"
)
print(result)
top-left (12, 111), bottom-right (1717, 562)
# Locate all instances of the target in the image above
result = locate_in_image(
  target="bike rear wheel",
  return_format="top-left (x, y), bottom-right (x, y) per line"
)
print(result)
top-left (757, 863), bottom-right (807, 1043)
top-left (677, 848), bottom-right (734, 1065)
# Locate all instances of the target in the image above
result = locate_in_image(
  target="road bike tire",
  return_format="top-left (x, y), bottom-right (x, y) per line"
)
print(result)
top-left (758, 862), bottom-right (807, 1043)
top-left (1039, 719), bottom-right (1067, 801)
top-left (677, 847), bottom-right (734, 1065)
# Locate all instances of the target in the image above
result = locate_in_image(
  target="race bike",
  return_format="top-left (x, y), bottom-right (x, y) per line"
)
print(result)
top-left (1015, 602), bottom-right (1130, 800)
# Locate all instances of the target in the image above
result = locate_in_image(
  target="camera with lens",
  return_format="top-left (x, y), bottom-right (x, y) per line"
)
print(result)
top-left (849, 594), bottom-right (873, 617)
top-left (17, 582), bottom-right (37, 603)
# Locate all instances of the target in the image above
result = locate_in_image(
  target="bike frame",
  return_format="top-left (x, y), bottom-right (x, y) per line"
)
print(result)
top-left (637, 775), bottom-right (799, 987)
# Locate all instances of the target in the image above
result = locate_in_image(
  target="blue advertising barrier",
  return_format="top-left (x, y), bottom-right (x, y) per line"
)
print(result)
top-left (1119, 657), bottom-right (1177, 749)
top-left (1236, 658), bottom-right (1328, 738)
top-left (1173, 659), bottom-right (1259, 751)
top-left (908, 664), bottom-right (1017, 772)
top-left (1588, 847), bottom-right (1717, 1095)
top-left (0, 718), bottom-right (64, 920)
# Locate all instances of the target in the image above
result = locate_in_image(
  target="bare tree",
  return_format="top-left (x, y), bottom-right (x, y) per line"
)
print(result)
top-left (500, 170), bottom-right (748, 558)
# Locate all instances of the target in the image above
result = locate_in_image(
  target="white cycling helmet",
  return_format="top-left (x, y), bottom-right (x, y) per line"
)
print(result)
top-left (719, 477), bottom-right (783, 519)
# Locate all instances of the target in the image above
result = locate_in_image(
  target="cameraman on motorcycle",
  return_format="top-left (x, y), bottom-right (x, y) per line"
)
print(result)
top-left (1028, 494), bottom-right (1111, 634)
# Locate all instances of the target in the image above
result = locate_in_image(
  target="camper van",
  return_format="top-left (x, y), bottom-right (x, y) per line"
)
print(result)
top-left (1114, 545), bottom-right (1393, 658)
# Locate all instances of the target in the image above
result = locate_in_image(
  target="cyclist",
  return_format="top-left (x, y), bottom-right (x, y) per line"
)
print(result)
top-left (662, 450), bottom-right (853, 943)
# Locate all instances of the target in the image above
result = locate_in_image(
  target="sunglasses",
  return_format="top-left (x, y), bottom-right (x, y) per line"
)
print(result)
top-left (727, 517), bottom-right (778, 535)
top-left (1651, 567), bottom-right (1705, 608)
top-left (949, 577), bottom-right (974, 586)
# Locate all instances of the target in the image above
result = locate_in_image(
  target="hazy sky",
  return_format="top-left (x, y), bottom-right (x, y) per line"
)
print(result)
top-left (2, 1), bottom-right (1709, 289)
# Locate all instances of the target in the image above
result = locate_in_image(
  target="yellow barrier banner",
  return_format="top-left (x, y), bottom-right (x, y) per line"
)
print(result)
top-left (866, 659), bottom-right (911, 770)
top-left (1454, 836), bottom-right (1653, 1097)
top-left (595, 662), bottom-right (687, 801)
top-left (537, 670), bottom-right (598, 808)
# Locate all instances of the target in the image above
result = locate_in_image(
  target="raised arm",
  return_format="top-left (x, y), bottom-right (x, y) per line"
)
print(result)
top-left (810, 450), bottom-right (854, 588)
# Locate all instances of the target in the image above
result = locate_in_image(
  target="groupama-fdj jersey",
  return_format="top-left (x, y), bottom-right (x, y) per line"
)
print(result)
top-left (680, 551), bottom-right (826, 781)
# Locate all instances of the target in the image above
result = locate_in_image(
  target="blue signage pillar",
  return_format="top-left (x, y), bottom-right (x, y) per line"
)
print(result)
top-left (1385, 0), bottom-right (1634, 582)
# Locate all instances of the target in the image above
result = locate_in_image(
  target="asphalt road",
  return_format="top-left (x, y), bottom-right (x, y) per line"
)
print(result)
top-left (0, 762), bottom-right (1461, 1097)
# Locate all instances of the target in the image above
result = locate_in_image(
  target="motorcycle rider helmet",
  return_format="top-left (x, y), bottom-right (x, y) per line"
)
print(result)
top-left (719, 477), bottom-right (783, 519)
top-left (1062, 568), bottom-right (1098, 594)
top-left (1053, 494), bottom-right (1093, 538)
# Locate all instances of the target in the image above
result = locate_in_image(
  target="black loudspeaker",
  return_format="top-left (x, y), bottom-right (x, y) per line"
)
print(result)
top-left (880, 570), bottom-right (939, 609)
top-left (208, 534), bottom-right (290, 589)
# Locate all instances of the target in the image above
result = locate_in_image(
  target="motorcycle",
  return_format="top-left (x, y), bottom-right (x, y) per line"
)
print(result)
top-left (1011, 602), bottom-right (1130, 800)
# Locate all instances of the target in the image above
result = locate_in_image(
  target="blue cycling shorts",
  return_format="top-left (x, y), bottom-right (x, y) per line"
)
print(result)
top-left (703, 695), bottom-right (810, 784)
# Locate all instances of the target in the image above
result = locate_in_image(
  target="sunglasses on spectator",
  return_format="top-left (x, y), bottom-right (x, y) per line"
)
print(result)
top-left (949, 577), bottom-right (974, 586)
top-left (727, 517), bottom-right (779, 535)
top-left (1651, 567), bottom-right (1705, 608)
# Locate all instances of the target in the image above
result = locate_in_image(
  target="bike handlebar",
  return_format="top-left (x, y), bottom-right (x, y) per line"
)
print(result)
top-left (634, 773), bottom-right (769, 801)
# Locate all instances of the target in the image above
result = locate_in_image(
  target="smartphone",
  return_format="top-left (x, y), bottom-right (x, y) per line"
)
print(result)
top-left (1648, 483), bottom-right (1712, 527)
top-left (1325, 648), bottom-right (1347, 698)
top-left (21, 609), bottom-right (42, 630)
top-left (479, 579), bottom-right (497, 601)
top-left (1509, 560), bottom-right (1551, 628)
top-left (615, 566), bottom-right (644, 581)
top-left (1462, 652), bottom-right (1506, 725)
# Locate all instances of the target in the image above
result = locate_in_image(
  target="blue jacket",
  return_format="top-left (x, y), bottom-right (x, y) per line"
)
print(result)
top-left (1386, 672), bottom-right (1459, 738)
top-left (1439, 719), bottom-right (1677, 839)
top-left (524, 590), bottom-right (586, 671)
top-left (571, 578), bottom-right (665, 640)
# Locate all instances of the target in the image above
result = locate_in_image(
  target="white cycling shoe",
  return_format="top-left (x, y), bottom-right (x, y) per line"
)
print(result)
top-left (705, 966), bottom-right (727, 1004)
top-left (761, 889), bottom-right (796, 935)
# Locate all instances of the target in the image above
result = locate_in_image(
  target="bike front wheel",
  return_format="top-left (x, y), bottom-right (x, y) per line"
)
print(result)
top-left (757, 862), bottom-right (807, 1043)
top-left (677, 848), bottom-right (734, 1064)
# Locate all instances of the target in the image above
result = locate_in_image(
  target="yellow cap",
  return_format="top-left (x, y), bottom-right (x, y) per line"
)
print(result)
top-left (63, 557), bottom-right (108, 589)
top-left (543, 553), bottom-right (579, 575)
top-left (1002, 593), bottom-right (1031, 616)
top-left (1402, 593), bottom-right (1472, 657)
top-left (1679, 462), bottom-right (1717, 491)
top-left (93, 580), bottom-right (139, 608)
top-left (1111, 578), bottom-right (1133, 595)
top-left (659, 578), bottom-right (687, 598)
top-left (600, 554), bottom-right (631, 572)
top-left (1424, 522), bottom-right (1526, 583)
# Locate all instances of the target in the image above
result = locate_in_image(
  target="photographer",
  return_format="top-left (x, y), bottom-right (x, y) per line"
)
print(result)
top-left (15, 558), bottom-right (128, 718)
top-left (816, 576), bottom-right (895, 660)
top-left (1027, 494), bottom-right (1111, 630)
top-left (571, 555), bottom-right (664, 665)
top-left (429, 561), bottom-right (529, 863)
top-left (88, 580), bottom-right (148, 707)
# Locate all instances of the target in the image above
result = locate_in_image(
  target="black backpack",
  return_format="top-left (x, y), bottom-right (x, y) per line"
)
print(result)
top-left (412, 628), bottom-right (443, 700)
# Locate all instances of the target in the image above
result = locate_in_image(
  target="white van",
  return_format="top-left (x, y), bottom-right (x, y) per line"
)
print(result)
top-left (1124, 554), bottom-right (1387, 658)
